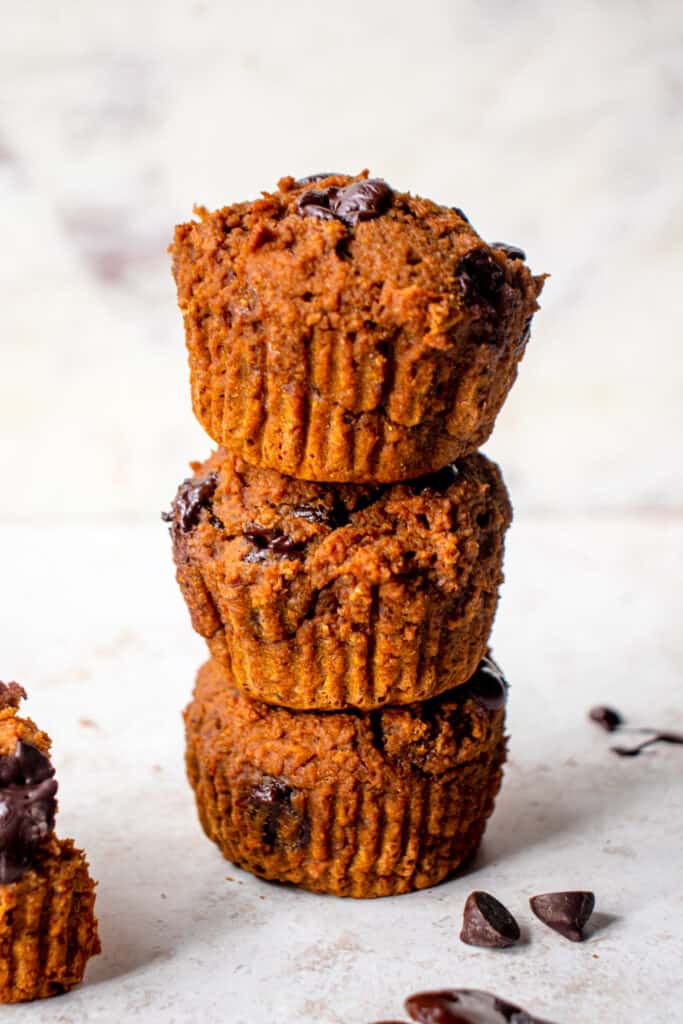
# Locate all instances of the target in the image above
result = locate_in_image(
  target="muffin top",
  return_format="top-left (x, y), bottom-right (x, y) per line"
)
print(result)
top-left (171, 170), bottom-right (545, 354)
top-left (165, 447), bottom-right (511, 594)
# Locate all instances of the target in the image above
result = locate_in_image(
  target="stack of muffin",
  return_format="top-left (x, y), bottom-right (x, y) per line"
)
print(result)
top-left (166, 173), bottom-right (544, 898)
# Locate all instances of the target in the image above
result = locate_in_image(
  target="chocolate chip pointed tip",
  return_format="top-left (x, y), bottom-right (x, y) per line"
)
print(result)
top-left (529, 891), bottom-right (595, 942)
top-left (460, 891), bottom-right (520, 948)
top-left (0, 682), bottom-right (27, 710)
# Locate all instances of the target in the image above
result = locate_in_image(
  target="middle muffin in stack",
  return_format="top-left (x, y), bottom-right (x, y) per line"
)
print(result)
top-left (167, 172), bottom-right (545, 898)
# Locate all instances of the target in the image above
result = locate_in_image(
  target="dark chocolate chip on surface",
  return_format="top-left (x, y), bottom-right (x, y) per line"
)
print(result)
top-left (465, 655), bottom-right (508, 710)
top-left (491, 242), bottom-right (526, 261)
top-left (529, 891), bottom-right (595, 942)
top-left (0, 741), bottom-right (58, 884)
top-left (405, 989), bottom-right (556, 1023)
top-left (456, 249), bottom-right (505, 305)
top-left (460, 891), bottom-right (520, 948)
top-left (451, 206), bottom-right (470, 224)
top-left (588, 705), bottom-right (623, 732)
top-left (163, 471), bottom-right (219, 533)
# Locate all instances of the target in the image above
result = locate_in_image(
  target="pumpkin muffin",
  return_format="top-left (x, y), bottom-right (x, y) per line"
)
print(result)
top-left (0, 683), bottom-right (100, 1003)
top-left (170, 171), bottom-right (545, 483)
top-left (184, 655), bottom-right (508, 898)
top-left (164, 448), bottom-right (512, 710)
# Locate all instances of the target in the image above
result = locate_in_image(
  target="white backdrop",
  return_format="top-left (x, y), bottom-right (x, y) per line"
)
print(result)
top-left (1, 0), bottom-right (682, 522)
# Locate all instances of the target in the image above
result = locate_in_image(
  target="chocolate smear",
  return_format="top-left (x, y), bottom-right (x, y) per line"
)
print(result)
top-left (460, 891), bottom-right (520, 948)
top-left (163, 471), bottom-right (219, 533)
top-left (465, 655), bottom-right (508, 711)
top-left (529, 891), bottom-right (595, 942)
top-left (0, 741), bottom-right (58, 884)
top-left (612, 731), bottom-right (683, 757)
top-left (406, 989), bottom-right (556, 1024)
top-left (589, 705), bottom-right (623, 732)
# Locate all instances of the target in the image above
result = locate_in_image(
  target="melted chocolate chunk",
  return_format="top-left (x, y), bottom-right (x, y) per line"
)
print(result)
top-left (243, 525), bottom-right (305, 556)
top-left (251, 777), bottom-right (293, 848)
top-left (465, 655), bottom-right (508, 710)
top-left (291, 501), bottom-right (348, 529)
top-left (415, 463), bottom-right (459, 495)
top-left (296, 187), bottom-right (339, 222)
top-left (456, 249), bottom-right (505, 305)
top-left (491, 242), bottom-right (526, 261)
top-left (612, 731), bottom-right (683, 757)
top-left (163, 472), bottom-right (219, 533)
top-left (0, 741), bottom-right (58, 884)
top-left (451, 206), bottom-right (470, 224)
top-left (460, 891), bottom-right (520, 948)
top-left (529, 891), bottom-right (595, 942)
top-left (589, 705), bottom-right (623, 732)
top-left (298, 178), bottom-right (393, 228)
top-left (0, 682), bottom-right (27, 710)
top-left (406, 989), bottom-right (555, 1024)
top-left (331, 179), bottom-right (393, 226)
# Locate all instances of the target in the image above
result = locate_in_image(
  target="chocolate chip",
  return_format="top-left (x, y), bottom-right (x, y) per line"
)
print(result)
top-left (456, 249), bottom-right (505, 305)
top-left (290, 501), bottom-right (350, 528)
top-left (0, 741), bottom-right (58, 884)
top-left (460, 891), bottom-right (520, 948)
top-left (243, 525), bottom-right (304, 556)
top-left (331, 179), bottom-right (393, 226)
top-left (589, 705), bottom-right (623, 732)
top-left (298, 178), bottom-right (393, 228)
top-left (466, 656), bottom-right (508, 710)
top-left (491, 242), bottom-right (526, 261)
top-left (0, 682), bottom-right (27, 710)
top-left (452, 206), bottom-right (470, 224)
top-left (250, 777), bottom-right (293, 848)
top-left (529, 891), bottom-right (595, 942)
top-left (296, 187), bottom-right (339, 222)
top-left (163, 471), bottom-right (219, 533)
top-left (405, 989), bottom-right (555, 1024)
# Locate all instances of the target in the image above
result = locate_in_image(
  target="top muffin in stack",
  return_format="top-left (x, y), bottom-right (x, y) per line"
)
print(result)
top-left (171, 172), bottom-right (544, 483)
top-left (168, 172), bottom-right (544, 896)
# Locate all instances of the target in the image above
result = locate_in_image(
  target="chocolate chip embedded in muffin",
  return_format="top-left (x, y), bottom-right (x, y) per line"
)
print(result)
top-left (185, 657), bottom-right (507, 898)
top-left (171, 172), bottom-right (546, 482)
top-left (169, 447), bottom-right (512, 710)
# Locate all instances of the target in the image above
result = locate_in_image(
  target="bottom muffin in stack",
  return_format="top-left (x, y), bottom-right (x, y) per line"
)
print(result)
top-left (184, 656), bottom-right (508, 898)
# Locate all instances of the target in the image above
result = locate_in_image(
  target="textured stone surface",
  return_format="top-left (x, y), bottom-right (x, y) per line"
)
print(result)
top-left (0, 519), bottom-right (681, 1021)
